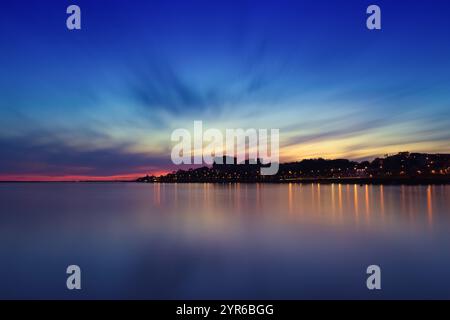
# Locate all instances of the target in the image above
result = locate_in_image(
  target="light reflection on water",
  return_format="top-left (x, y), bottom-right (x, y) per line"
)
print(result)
top-left (0, 183), bottom-right (449, 299)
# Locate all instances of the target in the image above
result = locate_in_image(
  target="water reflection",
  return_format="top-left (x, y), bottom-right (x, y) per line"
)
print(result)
top-left (0, 182), bottom-right (449, 299)
top-left (427, 186), bottom-right (433, 226)
top-left (151, 183), bottom-right (445, 229)
top-left (353, 184), bottom-right (359, 223)
top-left (153, 183), bottom-right (161, 206)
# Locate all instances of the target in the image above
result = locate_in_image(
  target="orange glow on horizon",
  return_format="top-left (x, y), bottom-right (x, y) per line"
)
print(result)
top-left (0, 170), bottom-right (171, 182)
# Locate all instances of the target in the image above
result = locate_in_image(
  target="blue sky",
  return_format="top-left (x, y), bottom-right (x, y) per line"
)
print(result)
top-left (1, 0), bottom-right (450, 179)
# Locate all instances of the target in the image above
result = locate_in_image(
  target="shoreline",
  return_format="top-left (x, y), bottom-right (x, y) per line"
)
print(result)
top-left (2, 177), bottom-right (450, 185)
top-left (137, 177), bottom-right (450, 185)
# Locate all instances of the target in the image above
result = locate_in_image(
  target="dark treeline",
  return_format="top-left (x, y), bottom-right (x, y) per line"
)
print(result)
top-left (136, 152), bottom-right (450, 184)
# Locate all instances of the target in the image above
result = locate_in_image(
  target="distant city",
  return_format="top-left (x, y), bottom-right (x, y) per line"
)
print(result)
top-left (137, 152), bottom-right (450, 184)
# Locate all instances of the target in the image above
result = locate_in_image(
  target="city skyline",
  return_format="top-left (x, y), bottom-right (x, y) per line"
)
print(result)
top-left (1, 0), bottom-right (450, 181)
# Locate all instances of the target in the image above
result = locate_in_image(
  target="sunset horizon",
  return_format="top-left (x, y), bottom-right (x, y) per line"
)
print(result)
top-left (1, 150), bottom-right (449, 182)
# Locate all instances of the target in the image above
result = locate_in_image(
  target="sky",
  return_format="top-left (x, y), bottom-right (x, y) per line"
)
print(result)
top-left (1, 0), bottom-right (450, 180)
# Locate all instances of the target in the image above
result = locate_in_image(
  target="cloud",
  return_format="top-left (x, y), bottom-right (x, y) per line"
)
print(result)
top-left (126, 43), bottom-right (279, 123)
top-left (282, 118), bottom-right (389, 147)
top-left (130, 61), bottom-right (210, 115)
top-left (0, 132), bottom-right (171, 177)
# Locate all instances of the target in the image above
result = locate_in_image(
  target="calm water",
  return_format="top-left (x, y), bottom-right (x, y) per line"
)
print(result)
top-left (0, 183), bottom-right (449, 299)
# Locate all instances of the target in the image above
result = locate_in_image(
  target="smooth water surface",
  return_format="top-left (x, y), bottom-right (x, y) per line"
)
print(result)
top-left (0, 183), bottom-right (449, 299)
